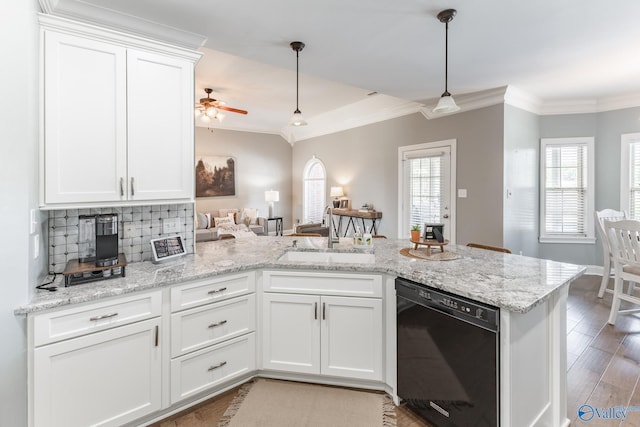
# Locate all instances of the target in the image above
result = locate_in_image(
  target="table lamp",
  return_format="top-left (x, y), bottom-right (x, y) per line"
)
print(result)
top-left (330, 186), bottom-right (344, 208)
top-left (265, 190), bottom-right (280, 218)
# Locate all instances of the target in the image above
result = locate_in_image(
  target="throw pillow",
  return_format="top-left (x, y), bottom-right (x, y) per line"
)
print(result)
top-left (196, 212), bottom-right (209, 229)
top-left (213, 216), bottom-right (234, 227)
top-left (219, 208), bottom-right (239, 224)
top-left (242, 208), bottom-right (259, 225)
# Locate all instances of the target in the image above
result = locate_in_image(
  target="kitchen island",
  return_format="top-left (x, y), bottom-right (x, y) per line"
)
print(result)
top-left (17, 237), bottom-right (584, 427)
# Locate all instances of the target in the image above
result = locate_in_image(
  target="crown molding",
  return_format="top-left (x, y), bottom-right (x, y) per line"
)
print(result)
top-left (283, 95), bottom-right (423, 144)
top-left (39, 0), bottom-right (207, 49)
top-left (540, 92), bottom-right (640, 115)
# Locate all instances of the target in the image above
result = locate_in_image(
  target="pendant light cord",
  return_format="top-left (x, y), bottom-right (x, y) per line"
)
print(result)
top-left (444, 20), bottom-right (450, 96)
top-left (296, 49), bottom-right (300, 112)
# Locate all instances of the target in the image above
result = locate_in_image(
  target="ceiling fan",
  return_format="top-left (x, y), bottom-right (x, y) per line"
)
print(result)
top-left (195, 88), bottom-right (248, 122)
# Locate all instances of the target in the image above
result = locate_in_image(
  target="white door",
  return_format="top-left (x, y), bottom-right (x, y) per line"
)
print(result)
top-left (320, 296), bottom-right (383, 381)
top-left (43, 31), bottom-right (127, 205)
top-left (262, 293), bottom-right (320, 374)
top-left (33, 318), bottom-right (161, 427)
top-left (399, 140), bottom-right (456, 243)
top-left (127, 49), bottom-right (194, 201)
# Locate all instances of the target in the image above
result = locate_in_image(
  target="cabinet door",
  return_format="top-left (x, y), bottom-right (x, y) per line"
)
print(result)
top-left (43, 31), bottom-right (127, 204)
top-left (320, 296), bottom-right (383, 381)
top-left (33, 318), bottom-right (161, 427)
top-left (127, 49), bottom-right (194, 201)
top-left (262, 293), bottom-right (320, 374)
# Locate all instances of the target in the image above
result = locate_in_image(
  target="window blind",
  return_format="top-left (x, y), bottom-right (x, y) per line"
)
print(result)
top-left (407, 155), bottom-right (443, 228)
top-left (303, 161), bottom-right (325, 223)
top-left (543, 143), bottom-right (588, 236)
top-left (630, 142), bottom-right (640, 220)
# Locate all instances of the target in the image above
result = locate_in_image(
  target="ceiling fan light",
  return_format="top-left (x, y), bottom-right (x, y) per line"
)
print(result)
top-left (200, 114), bottom-right (211, 122)
top-left (205, 106), bottom-right (218, 118)
top-left (216, 112), bottom-right (225, 122)
top-left (433, 94), bottom-right (460, 113)
top-left (289, 110), bottom-right (307, 127)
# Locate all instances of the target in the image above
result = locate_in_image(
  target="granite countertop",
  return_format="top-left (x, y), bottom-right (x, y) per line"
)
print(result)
top-left (15, 236), bottom-right (585, 315)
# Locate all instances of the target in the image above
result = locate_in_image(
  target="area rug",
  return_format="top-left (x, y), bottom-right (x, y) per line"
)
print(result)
top-left (218, 378), bottom-right (396, 427)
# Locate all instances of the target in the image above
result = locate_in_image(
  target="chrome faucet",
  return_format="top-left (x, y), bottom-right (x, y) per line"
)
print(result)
top-left (324, 205), bottom-right (339, 248)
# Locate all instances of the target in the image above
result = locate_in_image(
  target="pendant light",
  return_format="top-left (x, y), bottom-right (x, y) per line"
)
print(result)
top-left (433, 9), bottom-right (460, 114)
top-left (289, 41), bottom-right (307, 126)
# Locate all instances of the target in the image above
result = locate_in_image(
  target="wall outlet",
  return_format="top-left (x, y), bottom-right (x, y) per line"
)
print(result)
top-left (458, 189), bottom-right (467, 198)
top-left (162, 218), bottom-right (180, 234)
top-left (123, 222), bottom-right (137, 238)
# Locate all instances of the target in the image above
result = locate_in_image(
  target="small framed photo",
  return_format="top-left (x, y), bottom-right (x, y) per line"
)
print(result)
top-left (339, 199), bottom-right (349, 209)
top-left (150, 235), bottom-right (187, 263)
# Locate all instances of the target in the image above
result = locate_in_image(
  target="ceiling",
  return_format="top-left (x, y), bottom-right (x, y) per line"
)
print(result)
top-left (41, 0), bottom-right (640, 142)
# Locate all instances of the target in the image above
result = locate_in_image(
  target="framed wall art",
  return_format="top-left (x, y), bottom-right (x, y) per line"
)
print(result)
top-left (195, 156), bottom-right (236, 197)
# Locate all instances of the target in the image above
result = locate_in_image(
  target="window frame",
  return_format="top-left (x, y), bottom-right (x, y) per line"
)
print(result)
top-left (620, 132), bottom-right (640, 220)
top-left (539, 137), bottom-right (595, 244)
top-left (302, 157), bottom-right (326, 224)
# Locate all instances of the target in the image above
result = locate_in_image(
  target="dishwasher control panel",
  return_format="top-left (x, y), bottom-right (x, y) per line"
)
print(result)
top-left (397, 278), bottom-right (499, 331)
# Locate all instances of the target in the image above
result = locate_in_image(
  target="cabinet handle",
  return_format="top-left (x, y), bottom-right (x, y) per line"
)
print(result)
top-left (207, 320), bottom-right (227, 328)
top-left (130, 177), bottom-right (135, 196)
top-left (154, 325), bottom-right (159, 347)
top-left (119, 177), bottom-right (124, 197)
top-left (208, 287), bottom-right (227, 295)
top-left (89, 312), bottom-right (118, 321)
top-left (207, 361), bottom-right (227, 371)
top-left (323, 302), bottom-right (326, 320)
top-left (314, 302), bottom-right (318, 320)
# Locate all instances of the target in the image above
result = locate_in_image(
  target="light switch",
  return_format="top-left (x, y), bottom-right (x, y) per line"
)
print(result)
top-left (458, 189), bottom-right (467, 198)
top-left (30, 209), bottom-right (38, 234)
top-left (33, 234), bottom-right (39, 259)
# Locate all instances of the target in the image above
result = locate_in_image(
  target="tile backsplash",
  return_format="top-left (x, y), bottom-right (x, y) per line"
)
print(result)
top-left (48, 203), bottom-right (194, 273)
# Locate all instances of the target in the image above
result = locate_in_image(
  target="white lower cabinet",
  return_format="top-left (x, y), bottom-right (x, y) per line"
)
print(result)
top-left (262, 271), bottom-right (383, 381)
top-left (170, 333), bottom-right (255, 403)
top-left (32, 317), bottom-right (161, 427)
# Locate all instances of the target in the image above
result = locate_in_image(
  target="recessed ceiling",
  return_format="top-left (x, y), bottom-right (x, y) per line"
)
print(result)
top-left (42, 0), bottom-right (640, 141)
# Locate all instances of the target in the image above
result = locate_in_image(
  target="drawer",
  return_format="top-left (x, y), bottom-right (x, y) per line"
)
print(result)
top-left (171, 294), bottom-right (255, 358)
top-left (263, 270), bottom-right (382, 297)
top-left (33, 291), bottom-right (162, 347)
top-left (171, 271), bottom-right (255, 312)
top-left (170, 333), bottom-right (256, 404)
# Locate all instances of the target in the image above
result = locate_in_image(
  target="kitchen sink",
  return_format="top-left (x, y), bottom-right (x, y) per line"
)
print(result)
top-left (277, 250), bottom-right (375, 264)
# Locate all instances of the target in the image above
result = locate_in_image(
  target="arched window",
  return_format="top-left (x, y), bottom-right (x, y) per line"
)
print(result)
top-left (303, 157), bottom-right (326, 223)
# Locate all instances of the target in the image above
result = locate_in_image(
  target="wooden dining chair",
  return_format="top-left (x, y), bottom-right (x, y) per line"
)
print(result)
top-left (595, 209), bottom-right (627, 298)
top-left (603, 219), bottom-right (640, 325)
top-left (466, 243), bottom-right (511, 254)
top-left (288, 233), bottom-right (322, 237)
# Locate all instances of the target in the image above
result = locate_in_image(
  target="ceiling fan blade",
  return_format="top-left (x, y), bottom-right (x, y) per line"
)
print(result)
top-left (217, 105), bottom-right (248, 115)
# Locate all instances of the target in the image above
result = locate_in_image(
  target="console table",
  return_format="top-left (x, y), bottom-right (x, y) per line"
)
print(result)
top-left (331, 209), bottom-right (382, 236)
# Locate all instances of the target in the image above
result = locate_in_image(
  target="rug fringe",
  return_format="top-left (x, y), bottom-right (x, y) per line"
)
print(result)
top-left (382, 394), bottom-right (397, 427)
top-left (217, 380), bottom-right (255, 427)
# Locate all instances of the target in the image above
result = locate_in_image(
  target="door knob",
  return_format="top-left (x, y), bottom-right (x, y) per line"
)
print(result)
top-left (443, 214), bottom-right (449, 219)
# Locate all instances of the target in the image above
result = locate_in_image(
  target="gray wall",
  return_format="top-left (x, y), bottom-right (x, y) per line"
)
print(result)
top-left (538, 108), bottom-right (640, 265)
top-left (195, 127), bottom-right (293, 229)
top-left (503, 105), bottom-right (540, 257)
top-left (291, 105), bottom-right (505, 245)
top-left (0, 1), bottom-right (42, 426)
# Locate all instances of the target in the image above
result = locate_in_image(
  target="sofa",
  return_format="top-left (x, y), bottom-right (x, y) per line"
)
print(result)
top-left (196, 208), bottom-right (266, 242)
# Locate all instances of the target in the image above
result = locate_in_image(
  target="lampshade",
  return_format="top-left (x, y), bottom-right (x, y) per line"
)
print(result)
top-left (433, 94), bottom-right (460, 113)
top-left (289, 110), bottom-right (307, 127)
top-left (265, 190), bottom-right (280, 202)
top-left (330, 186), bottom-right (344, 198)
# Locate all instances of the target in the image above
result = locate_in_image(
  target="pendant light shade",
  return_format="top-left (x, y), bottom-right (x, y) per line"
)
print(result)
top-left (290, 41), bottom-right (307, 126)
top-left (433, 9), bottom-right (460, 114)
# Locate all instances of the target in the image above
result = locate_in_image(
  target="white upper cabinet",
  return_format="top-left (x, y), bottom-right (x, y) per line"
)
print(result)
top-left (40, 16), bottom-right (201, 208)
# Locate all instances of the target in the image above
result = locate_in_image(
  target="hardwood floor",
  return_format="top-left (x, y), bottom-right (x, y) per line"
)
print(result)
top-left (153, 274), bottom-right (640, 427)
top-left (567, 274), bottom-right (640, 426)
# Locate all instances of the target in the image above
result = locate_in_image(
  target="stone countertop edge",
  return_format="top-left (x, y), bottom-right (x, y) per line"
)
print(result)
top-left (15, 237), bottom-right (586, 315)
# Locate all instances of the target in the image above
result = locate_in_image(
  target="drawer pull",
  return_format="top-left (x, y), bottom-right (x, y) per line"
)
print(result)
top-left (323, 302), bottom-right (326, 320)
top-left (314, 302), bottom-right (318, 320)
top-left (208, 287), bottom-right (227, 295)
top-left (207, 361), bottom-right (227, 371)
top-left (207, 320), bottom-right (228, 328)
top-left (89, 312), bottom-right (118, 321)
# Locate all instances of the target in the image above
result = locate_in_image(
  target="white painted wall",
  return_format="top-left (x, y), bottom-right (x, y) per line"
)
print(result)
top-left (0, 1), bottom-right (43, 426)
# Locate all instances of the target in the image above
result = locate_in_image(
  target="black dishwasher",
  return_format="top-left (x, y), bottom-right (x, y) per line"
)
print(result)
top-left (396, 277), bottom-right (499, 427)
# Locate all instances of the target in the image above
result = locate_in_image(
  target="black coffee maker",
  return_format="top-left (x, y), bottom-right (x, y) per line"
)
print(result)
top-left (95, 214), bottom-right (119, 267)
